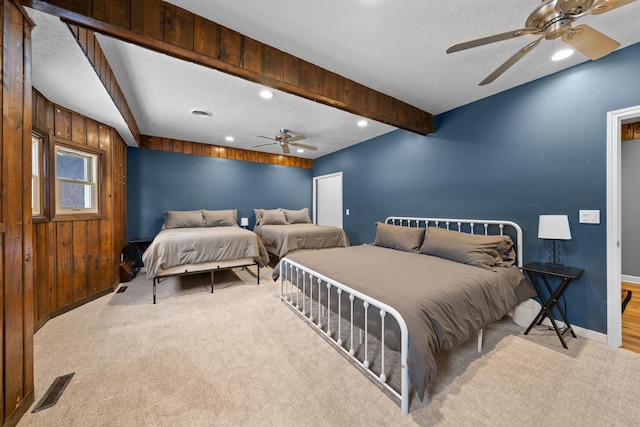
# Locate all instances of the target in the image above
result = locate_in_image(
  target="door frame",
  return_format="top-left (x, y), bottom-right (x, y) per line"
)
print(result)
top-left (606, 104), bottom-right (640, 348)
top-left (313, 172), bottom-right (343, 226)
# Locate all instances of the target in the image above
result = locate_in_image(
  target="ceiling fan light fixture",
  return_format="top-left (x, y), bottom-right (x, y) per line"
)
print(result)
top-left (190, 109), bottom-right (212, 117)
top-left (552, 47), bottom-right (575, 61)
top-left (259, 89), bottom-right (275, 99)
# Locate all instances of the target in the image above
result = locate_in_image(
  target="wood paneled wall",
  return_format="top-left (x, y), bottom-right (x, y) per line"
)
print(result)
top-left (1, 1), bottom-right (34, 424)
top-left (31, 90), bottom-right (127, 329)
top-left (139, 135), bottom-right (313, 169)
top-left (21, 0), bottom-right (434, 136)
top-left (622, 122), bottom-right (640, 141)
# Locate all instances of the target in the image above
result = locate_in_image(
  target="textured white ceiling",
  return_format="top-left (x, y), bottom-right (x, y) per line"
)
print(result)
top-left (27, 1), bottom-right (640, 157)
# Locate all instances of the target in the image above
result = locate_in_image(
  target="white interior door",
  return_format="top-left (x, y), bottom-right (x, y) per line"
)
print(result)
top-left (313, 172), bottom-right (343, 227)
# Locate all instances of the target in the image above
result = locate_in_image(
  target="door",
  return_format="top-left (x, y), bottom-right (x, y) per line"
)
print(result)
top-left (313, 172), bottom-right (343, 227)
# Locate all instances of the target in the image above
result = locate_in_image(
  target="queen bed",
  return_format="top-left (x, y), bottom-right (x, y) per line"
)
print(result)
top-left (278, 216), bottom-right (534, 413)
top-left (142, 209), bottom-right (269, 303)
top-left (253, 208), bottom-right (350, 258)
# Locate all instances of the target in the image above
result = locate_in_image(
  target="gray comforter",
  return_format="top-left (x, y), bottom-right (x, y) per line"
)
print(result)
top-left (283, 245), bottom-right (534, 401)
top-left (254, 224), bottom-right (350, 257)
top-left (143, 227), bottom-right (270, 279)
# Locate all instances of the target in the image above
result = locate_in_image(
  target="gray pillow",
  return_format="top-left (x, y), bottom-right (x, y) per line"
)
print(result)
top-left (419, 226), bottom-right (515, 269)
top-left (283, 208), bottom-right (312, 224)
top-left (261, 209), bottom-right (288, 225)
top-left (373, 222), bottom-right (425, 253)
top-left (163, 210), bottom-right (204, 229)
top-left (203, 209), bottom-right (238, 227)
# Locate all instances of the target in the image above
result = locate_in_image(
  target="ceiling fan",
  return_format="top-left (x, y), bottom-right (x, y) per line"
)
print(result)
top-left (446, 0), bottom-right (635, 85)
top-left (253, 129), bottom-right (318, 154)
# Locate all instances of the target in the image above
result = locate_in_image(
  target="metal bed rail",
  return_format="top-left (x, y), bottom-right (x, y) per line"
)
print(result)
top-left (279, 257), bottom-right (411, 414)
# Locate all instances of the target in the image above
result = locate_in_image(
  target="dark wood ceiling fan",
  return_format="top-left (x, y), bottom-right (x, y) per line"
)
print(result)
top-left (446, 0), bottom-right (635, 85)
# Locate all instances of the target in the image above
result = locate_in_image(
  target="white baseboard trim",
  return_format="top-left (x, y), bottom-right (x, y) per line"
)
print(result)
top-left (622, 274), bottom-right (640, 285)
top-left (540, 318), bottom-right (608, 344)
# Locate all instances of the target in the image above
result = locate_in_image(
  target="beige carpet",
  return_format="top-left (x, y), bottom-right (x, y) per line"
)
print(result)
top-left (17, 266), bottom-right (640, 426)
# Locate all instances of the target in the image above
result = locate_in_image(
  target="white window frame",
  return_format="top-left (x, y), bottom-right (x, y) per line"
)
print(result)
top-left (52, 139), bottom-right (103, 219)
top-left (32, 134), bottom-right (41, 215)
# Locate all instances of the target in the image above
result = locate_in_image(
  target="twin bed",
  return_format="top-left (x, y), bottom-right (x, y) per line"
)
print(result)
top-left (278, 216), bottom-right (534, 414)
top-left (142, 209), bottom-right (270, 304)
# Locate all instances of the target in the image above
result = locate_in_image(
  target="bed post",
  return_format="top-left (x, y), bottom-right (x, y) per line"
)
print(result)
top-left (153, 278), bottom-right (157, 304)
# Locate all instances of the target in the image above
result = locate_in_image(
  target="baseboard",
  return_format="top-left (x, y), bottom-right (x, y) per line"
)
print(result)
top-left (540, 318), bottom-right (608, 344)
top-left (34, 287), bottom-right (114, 333)
top-left (3, 389), bottom-right (34, 427)
top-left (622, 274), bottom-right (640, 285)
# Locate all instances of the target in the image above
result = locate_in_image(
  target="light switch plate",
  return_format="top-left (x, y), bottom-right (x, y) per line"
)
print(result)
top-left (579, 209), bottom-right (600, 224)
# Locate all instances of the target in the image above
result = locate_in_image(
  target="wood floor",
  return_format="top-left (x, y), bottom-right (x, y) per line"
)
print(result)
top-left (622, 282), bottom-right (640, 354)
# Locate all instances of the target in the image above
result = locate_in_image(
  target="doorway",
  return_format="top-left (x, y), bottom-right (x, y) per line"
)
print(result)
top-left (606, 104), bottom-right (640, 348)
top-left (313, 172), bottom-right (343, 227)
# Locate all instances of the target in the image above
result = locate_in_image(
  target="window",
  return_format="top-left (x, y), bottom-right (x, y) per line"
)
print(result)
top-left (32, 134), bottom-right (41, 215)
top-left (32, 131), bottom-right (48, 220)
top-left (52, 139), bottom-right (103, 219)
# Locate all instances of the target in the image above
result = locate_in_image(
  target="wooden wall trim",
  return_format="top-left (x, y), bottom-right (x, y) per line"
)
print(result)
top-left (139, 135), bottom-right (314, 169)
top-left (66, 24), bottom-right (141, 146)
top-left (20, 0), bottom-right (435, 136)
top-left (622, 122), bottom-right (640, 142)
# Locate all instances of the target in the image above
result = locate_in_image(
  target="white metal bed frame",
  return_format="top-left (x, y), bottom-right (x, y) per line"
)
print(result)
top-left (279, 216), bottom-right (523, 414)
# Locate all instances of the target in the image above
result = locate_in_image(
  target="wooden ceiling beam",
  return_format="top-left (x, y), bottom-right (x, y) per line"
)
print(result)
top-left (21, 0), bottom-right (434, 135)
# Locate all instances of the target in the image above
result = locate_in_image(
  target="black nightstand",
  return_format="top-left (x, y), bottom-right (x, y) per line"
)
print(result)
top-left (124, 238), bottom-right (153, 275)
top-left (522, 262), bottom-right (584, 349)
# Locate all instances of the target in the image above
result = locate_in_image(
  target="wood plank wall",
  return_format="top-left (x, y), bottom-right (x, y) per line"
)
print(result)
top-left (1, 1), bottom-right (35, 424)
top-left (139, 135), bottom-right (313, 169)
top-left (21, 0), bottom-right (434, 136)
top-left (622, 122), bottom-right (640, 141)
top-left (31, 90), bottom-right (127, 329)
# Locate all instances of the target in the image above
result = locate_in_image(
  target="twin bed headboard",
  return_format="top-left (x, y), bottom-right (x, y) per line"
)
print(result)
top-left (384, 216), bottom-right (524, 268)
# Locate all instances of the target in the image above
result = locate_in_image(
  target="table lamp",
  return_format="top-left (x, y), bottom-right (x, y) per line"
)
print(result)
top-left (240, 217), bottom-right (249, 228)
top-left (538, 214), bottom-right (571, 269)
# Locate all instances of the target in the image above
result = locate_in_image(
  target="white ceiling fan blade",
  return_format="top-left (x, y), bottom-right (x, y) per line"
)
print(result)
top-left (252, 142), bottom-right (277, 148)
top-left (290, 142), bottom-right (317, 150)
top-left (256, 135), bottom-right (275, 141)
top-left (562, 24), bottom-right (620, 60)
top-left (589, 0), bottom-right (636, 15)
top-left (479, 36), bottom-right (543, 86)
top-left (446, 27), bottom-right (540, 54)
top-left (286, 135), bottom-right (306, 143)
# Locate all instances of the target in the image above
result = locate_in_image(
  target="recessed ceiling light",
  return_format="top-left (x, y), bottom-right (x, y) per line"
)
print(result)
top-left (190, 109), bottom-right (212, 117)
top-left (357, 119), bottom-right (368, 127)
top-left (260, 89), bottom-right (275, 99)
top-left (552, 48), bottom-right (574, 61)
top-left (225, 136), bottom-right (234, 142)
top-left (297, 148), bottom-right (304, 153)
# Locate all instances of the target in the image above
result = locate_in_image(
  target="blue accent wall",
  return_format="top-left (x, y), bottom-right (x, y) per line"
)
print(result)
top-left (127, 148), bottom-right (312, 239)
top-left (314, 43), bottom-right (640, 334)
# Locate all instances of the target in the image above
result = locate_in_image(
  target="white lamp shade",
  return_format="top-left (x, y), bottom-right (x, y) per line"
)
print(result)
top-left (538, 215), bottom-right (571, 240)
top-left (240, 217), bottom-right (249, 227)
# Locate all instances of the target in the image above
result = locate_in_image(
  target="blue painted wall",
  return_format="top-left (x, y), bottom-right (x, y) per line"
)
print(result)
top-left (314, 43), bottom-right (640, 333)
top-left (127, 148), bottom-right (312, 239)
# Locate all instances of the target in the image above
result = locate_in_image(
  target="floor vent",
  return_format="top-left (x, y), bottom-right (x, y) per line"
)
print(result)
top-left (117, 285), bottom-right (128, 293)
top-left (32, 373), bottom-right (75, 413)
